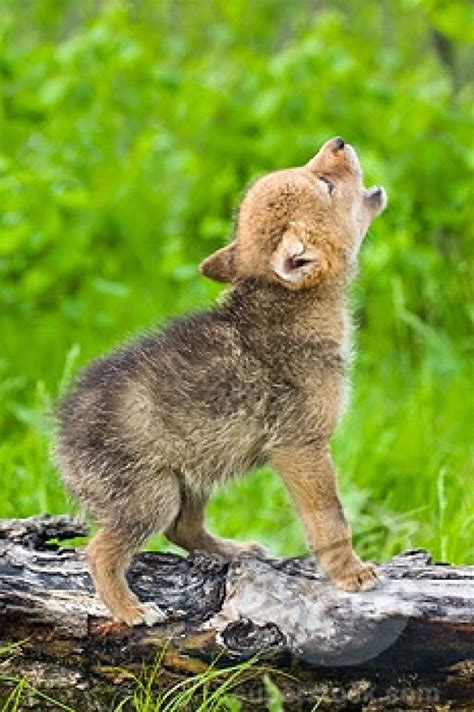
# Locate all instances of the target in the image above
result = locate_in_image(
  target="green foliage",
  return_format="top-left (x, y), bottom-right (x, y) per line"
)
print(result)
top-left (0, 0), bottom-right (473, 565)
top-left (0, 647), bottom-right (293, 711)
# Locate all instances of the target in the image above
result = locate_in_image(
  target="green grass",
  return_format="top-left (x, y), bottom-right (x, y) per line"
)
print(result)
top-left (0, 646), bottom-right (297, 712)
top-left (0, 1), bottom-right (472, 567)
top-left (0, 4), bottom-right (472, 711)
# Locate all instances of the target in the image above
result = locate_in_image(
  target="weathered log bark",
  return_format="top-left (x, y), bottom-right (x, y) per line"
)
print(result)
top-left (0, 515), bottom-right (473, 710)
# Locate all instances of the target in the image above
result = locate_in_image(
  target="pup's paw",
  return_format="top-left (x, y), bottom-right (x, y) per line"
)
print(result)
top-left (237, 540), bottom-right (268, 557)
top-left (118, 601), bottom-right (167, 627)
top-left (333, 561), bottom-right (380, 592)
top-left (210, 537), bottom-right (268, 558)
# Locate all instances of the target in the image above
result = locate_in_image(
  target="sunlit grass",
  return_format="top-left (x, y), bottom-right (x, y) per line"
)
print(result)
top-left (0, 645), bottom-right (296, 711)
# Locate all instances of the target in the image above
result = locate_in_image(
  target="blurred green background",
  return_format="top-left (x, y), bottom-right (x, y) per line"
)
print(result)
top-left (0, 0), bottom-right (473, 564)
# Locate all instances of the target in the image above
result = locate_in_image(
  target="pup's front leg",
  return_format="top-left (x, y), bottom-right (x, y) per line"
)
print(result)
top-left (271, 444), bottom-right (379, 591)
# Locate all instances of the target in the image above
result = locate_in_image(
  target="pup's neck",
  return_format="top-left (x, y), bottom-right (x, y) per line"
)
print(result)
top-left (223, 277), bottom-right (349, 346)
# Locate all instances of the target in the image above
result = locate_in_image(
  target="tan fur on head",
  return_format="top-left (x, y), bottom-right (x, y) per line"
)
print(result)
top-left (200, 136), bottom-right (387, 289)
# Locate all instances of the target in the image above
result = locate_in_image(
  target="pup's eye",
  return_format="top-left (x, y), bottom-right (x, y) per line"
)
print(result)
top-left (318, 176), bottom-right (335, 194)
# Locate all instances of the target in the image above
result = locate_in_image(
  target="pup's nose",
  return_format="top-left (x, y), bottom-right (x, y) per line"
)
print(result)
top-left (333, 137), bottom-right (345, 151)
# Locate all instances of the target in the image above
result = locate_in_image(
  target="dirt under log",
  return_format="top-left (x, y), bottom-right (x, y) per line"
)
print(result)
top-left (0, 515), bottom-right (473, 710)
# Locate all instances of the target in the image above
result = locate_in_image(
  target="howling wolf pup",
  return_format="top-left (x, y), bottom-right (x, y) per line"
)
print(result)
top-left (54, 137), bottom-right (387, 626)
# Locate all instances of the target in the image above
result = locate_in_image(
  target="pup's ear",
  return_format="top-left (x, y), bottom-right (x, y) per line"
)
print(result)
top-left (199, 243), bottom-right (237, 283)
top-left (270, 229), bottom-right (328, 287)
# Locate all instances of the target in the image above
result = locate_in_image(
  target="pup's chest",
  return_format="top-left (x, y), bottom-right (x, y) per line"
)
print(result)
top-left (263, 333), bottom-right (350, 440)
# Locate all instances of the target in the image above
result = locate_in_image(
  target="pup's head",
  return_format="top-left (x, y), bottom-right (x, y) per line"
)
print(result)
top-left (200, 137), bottom-right (387, 290)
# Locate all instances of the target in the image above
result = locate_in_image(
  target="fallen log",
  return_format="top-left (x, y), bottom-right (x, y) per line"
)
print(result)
top-left (0, 515), bottom-right (473, 711)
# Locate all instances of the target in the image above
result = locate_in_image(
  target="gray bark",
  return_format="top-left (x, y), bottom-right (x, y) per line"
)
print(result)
top-left (0, 515), bottom-right (473, 710)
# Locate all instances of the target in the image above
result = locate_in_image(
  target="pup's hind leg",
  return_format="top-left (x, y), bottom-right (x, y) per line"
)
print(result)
top-left (87, 471), bottom-right (180, 626)
top-left (165, 489), bottom-right (266, 557)
top-left (87, 528), bottom-right (163, 626)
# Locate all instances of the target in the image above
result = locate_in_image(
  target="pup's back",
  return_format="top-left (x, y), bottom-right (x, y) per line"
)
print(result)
top-left (56, 303), bottom-right (272, 517)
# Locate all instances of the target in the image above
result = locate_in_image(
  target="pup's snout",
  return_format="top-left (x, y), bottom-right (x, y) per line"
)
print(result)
top-left (306, 136), bottom-right (360, 176)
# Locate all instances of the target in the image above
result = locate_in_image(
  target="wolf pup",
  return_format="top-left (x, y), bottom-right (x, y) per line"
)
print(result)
top-left (54, 137), bottom-right (387, 626)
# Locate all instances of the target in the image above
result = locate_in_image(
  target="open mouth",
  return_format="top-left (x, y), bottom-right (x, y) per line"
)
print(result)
top-left (364, 186), bottom-right (388, 213)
